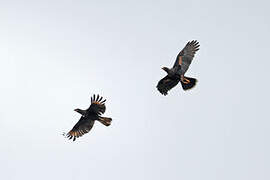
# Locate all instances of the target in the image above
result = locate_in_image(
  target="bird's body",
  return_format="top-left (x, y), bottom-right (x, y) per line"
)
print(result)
top-left (162, 66), bottom-right (182, 77)
top-left (157, 40), bottom-right (200, 95)
top-left (65, 94), bottom-right (112, 141)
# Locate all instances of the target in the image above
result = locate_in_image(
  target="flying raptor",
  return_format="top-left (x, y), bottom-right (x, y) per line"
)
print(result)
top-left (65, 94), bottom-right (112, 141)
top-left (157, 40), bottom-right (200, 95)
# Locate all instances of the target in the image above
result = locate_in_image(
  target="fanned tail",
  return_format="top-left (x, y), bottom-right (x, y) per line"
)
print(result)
top-left (98, 117), bottom-right (112, 126)
top-left (181, 77), bottom-right (197, 90)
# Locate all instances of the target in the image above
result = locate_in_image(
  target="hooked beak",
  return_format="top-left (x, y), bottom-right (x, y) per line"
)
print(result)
top-left (162, 67), bottom-right (167, 71)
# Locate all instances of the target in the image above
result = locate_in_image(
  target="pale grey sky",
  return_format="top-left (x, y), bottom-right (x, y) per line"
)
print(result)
top-left (0, 0), bottom-right (270, 180)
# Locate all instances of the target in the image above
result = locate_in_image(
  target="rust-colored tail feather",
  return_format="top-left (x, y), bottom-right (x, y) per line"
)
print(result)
top-left (98, 117), bottom-right (112, 126)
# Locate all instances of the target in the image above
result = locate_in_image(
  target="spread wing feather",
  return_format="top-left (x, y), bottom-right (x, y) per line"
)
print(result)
top-left (173, 40), bottom-right (200, 74)
top-left (66, 116), bottom-right (95, 141)
top-left (156, 76), bottom-right (180, 95)
top-left (87, 94), bottom-right (106, 115)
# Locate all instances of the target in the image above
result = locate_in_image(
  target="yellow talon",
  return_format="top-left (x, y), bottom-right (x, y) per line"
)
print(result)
top-left (184, 78), bottom-right (190, 84)
top-left (181, 76), bottom-right (190, 84)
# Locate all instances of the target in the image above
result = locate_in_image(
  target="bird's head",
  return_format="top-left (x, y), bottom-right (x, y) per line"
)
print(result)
top-left (74, 108), bottom-right (86, 116)
top-left (162, 67), bottom-right (170, 73)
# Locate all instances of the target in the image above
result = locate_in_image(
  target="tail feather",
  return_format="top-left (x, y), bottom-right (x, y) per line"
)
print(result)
top-left (181, 77), bottom-right (197, 90)
top-left (98, 117), bottom-right (112, 126)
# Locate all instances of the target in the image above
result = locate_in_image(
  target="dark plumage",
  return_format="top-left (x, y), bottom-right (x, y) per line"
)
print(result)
top-left (65, 94), bottom-right (112, 141)
top-left (157, 40), bottom-right (200, 95)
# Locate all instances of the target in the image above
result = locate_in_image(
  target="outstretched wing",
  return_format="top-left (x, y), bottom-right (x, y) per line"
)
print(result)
top-left (87, 94), bottom-right (106, 115)
top-left (66, 116), bottom-right (95, 141)
top-left (173, 40), bottom-right (200, 74)
top-left (157, 76), bottom-right (180, 95)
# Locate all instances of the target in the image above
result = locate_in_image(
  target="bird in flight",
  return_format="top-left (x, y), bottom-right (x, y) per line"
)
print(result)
top-left (157, 40), bottom-right (200, 95)
top-left (65, 94), bottom-right (112, 141)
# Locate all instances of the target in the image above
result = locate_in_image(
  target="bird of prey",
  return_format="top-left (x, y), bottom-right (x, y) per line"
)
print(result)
top-left (157, 40), bottom-right (200, 95)
top-left (65, 94), bottom-right (112, 141)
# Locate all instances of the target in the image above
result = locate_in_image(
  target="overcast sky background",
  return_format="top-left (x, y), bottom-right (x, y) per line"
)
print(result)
top-left (0, 0), bottom-right (270, 179)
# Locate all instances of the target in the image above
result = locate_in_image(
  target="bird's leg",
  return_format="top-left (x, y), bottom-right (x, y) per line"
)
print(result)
top-left (181, 75), bottom-right (190, 84)
top-left (184, 78), bottom-right (190, 84)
